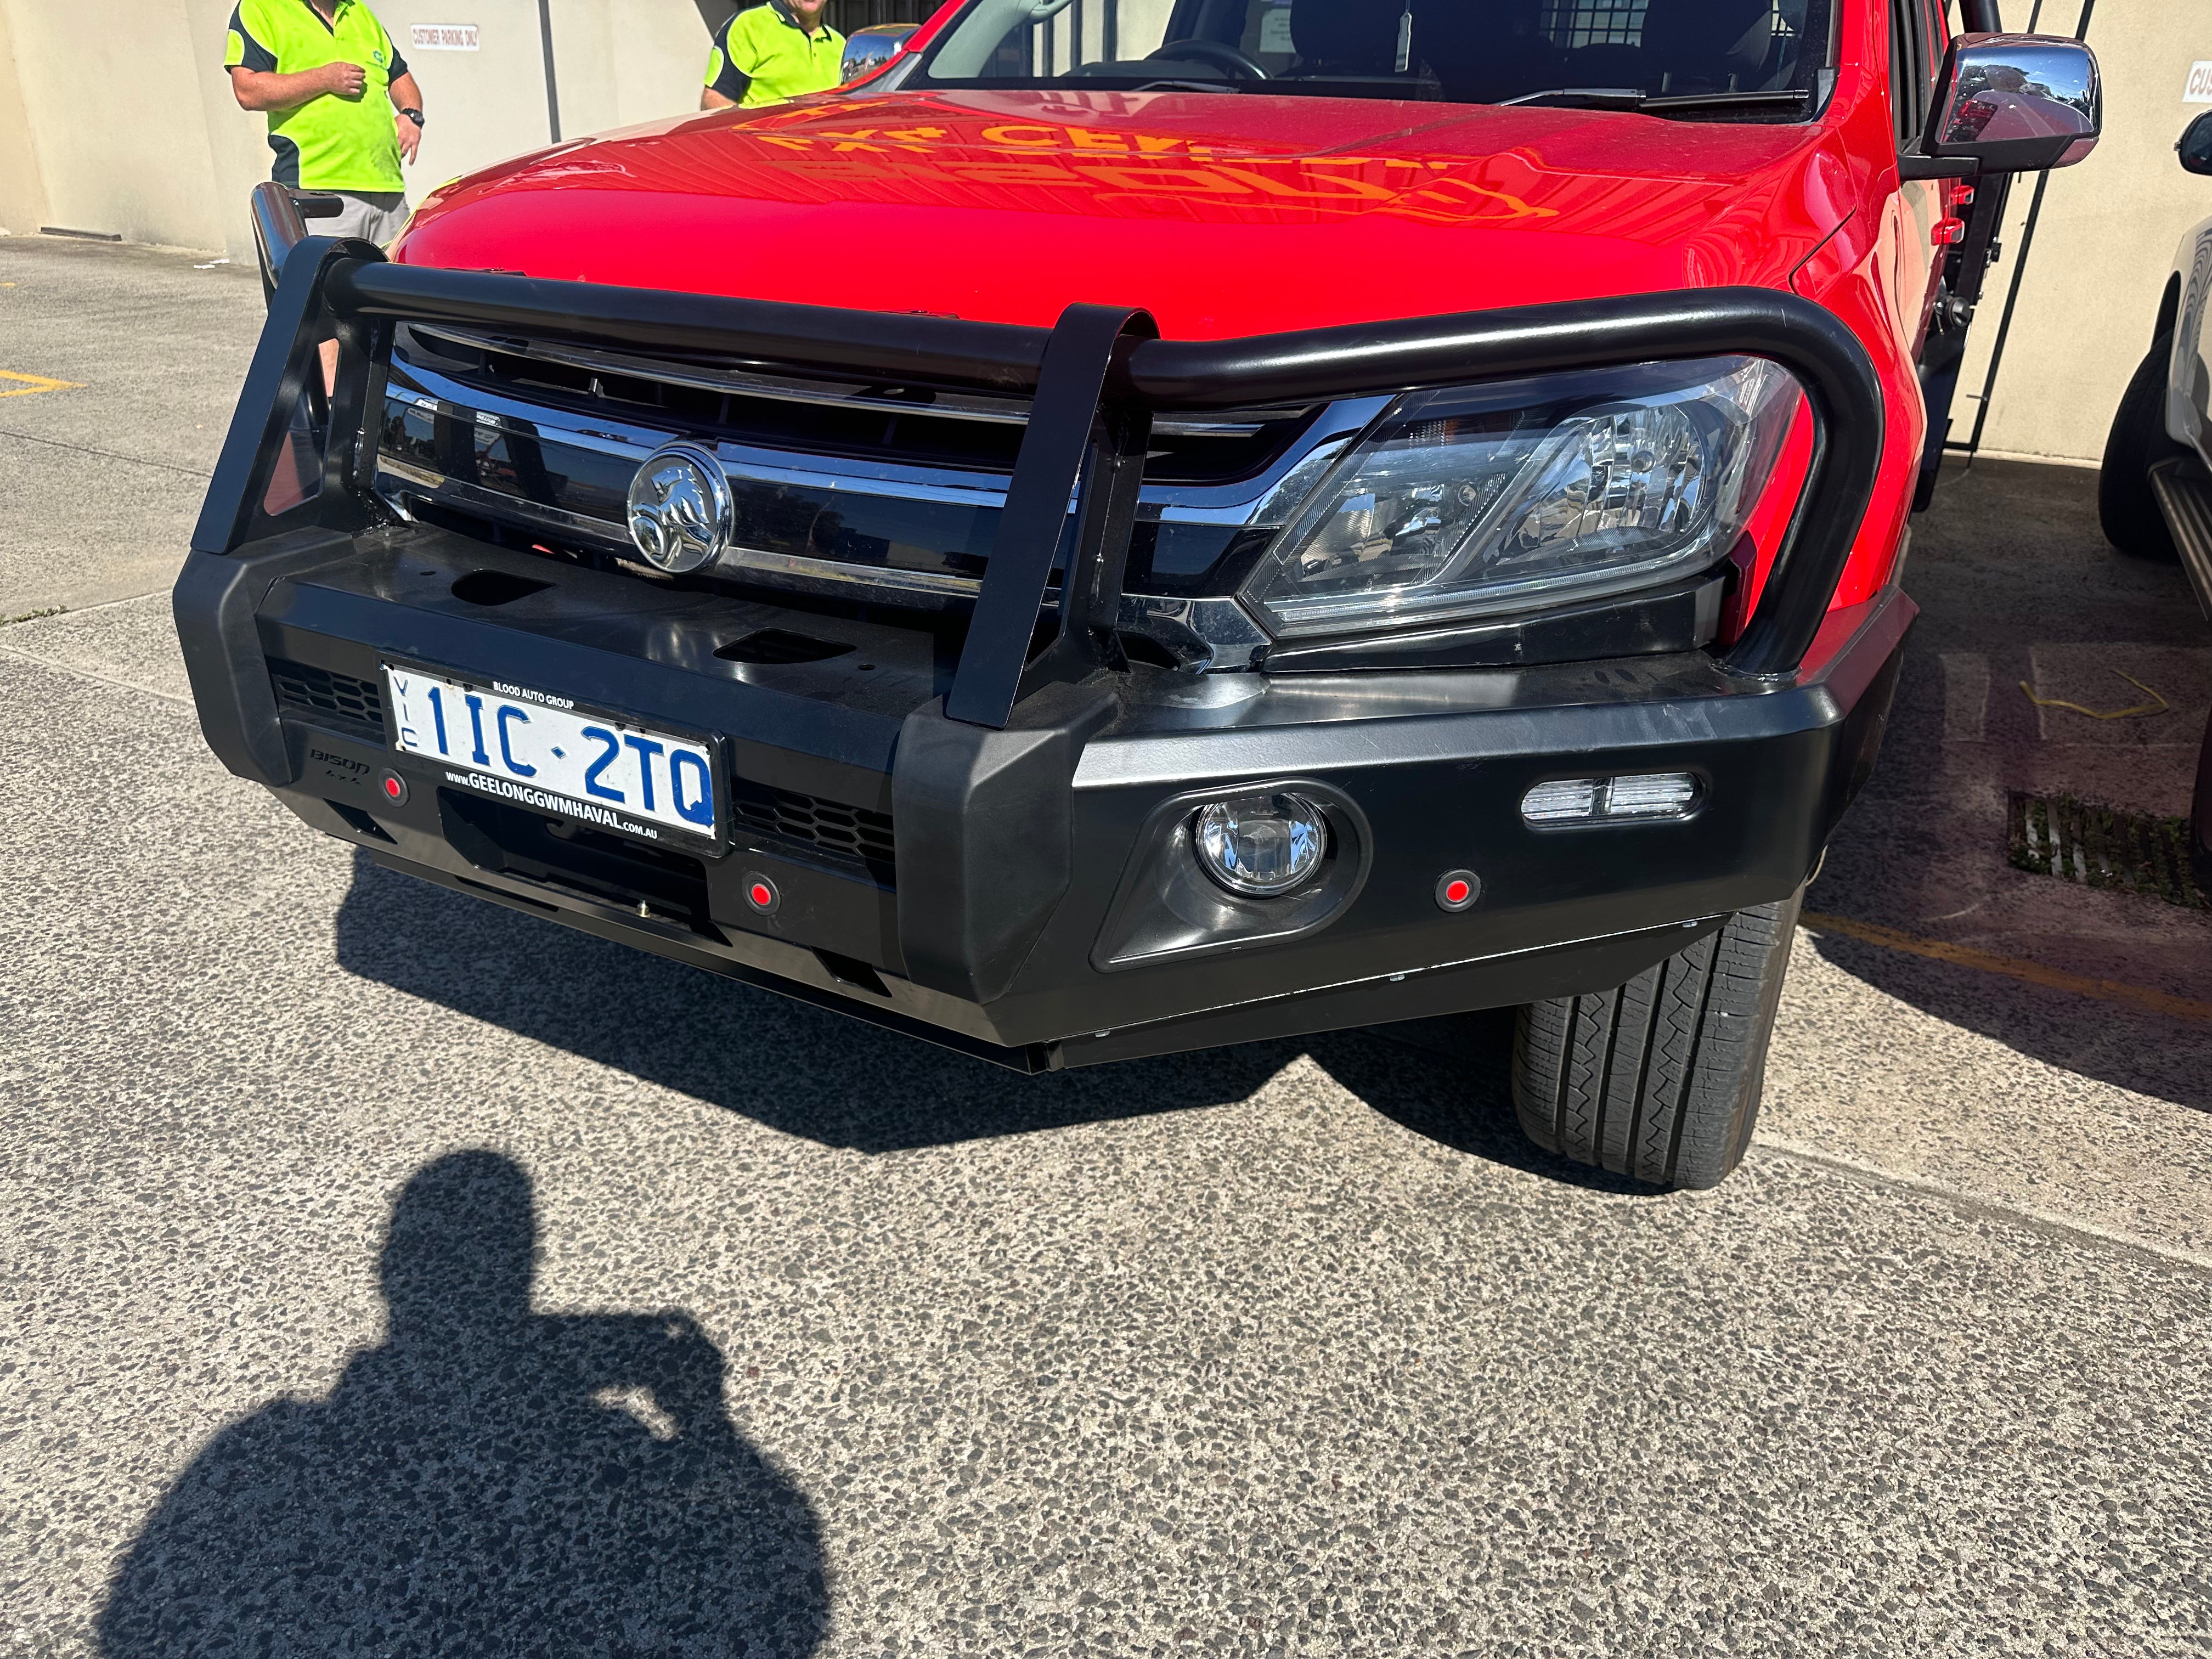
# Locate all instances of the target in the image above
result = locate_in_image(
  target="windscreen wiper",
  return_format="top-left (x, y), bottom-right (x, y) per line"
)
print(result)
top-left (1500, 87), bottom-right (1812, 114)
top-left (1639, 88), bottom-right (1812, 112)
top-left (1500, 86), bottom-right (1645, 108)
top-left (1129, 78), bottom-right (1240, 93)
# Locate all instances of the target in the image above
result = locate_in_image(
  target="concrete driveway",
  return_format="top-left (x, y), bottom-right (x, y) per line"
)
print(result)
top-left (4, 233), bottom-right (2211, 1656)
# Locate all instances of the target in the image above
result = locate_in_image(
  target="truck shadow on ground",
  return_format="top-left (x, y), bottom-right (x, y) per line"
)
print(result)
top-left (1787, 457), bottom-right (2212, 1113)
top-left (332, 853), bottom-right (1289, 1152)
top-left (1803, 639), bottom-right (2212, 1116)
top-left (95, 1150), bottom-right (827, 1659)
top-left (1301, 1016), bottom-right (1665, 1194)
top-left (1795, 906), bottom-right (2212, 1114)
top-left (331, 854), bottom-right (1633, 1187)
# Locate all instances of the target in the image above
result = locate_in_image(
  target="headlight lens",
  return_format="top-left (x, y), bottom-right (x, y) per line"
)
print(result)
top-left (1238, 356), bottom-right (1797, 639)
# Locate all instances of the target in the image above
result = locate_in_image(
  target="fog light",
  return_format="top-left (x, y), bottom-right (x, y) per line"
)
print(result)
top-left (1194, 792), bottom-right (1328, 896)
top-left (1522, 772), bottom-right (1698, 825)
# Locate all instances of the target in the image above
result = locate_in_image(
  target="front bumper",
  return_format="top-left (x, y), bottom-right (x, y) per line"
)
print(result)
top-left (176, 524), bottom-right (1911, 1070)
top-left (183, 211), bottom-right (1905, 1069)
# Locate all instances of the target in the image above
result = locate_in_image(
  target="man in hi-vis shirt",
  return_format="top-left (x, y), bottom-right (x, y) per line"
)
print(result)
top-left (225, 0), bottom-right (424, 246)
top-left (702, 0), bottom-right (844, 110)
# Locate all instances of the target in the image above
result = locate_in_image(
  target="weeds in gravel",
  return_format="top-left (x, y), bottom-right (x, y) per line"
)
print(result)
top-left (2008, 789), bottom-right (2207, 910)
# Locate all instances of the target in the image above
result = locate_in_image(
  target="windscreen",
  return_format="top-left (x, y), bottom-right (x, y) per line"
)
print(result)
top-left (917, 0), bottom-right (1835, 114)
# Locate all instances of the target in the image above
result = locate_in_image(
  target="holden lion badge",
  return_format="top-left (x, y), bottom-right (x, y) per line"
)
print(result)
top-left (626, 443), bottom-right (732, 574)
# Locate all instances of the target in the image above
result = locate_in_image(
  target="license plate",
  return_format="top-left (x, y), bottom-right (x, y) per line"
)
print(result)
top-left (383, 665), bottom-right (718, 847)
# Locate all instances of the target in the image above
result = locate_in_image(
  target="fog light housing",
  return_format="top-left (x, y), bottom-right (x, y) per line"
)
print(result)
top-left (1194, 792), bottom-right (1328, 896)
top-left (1522, 772), bottom-right (1699, 825)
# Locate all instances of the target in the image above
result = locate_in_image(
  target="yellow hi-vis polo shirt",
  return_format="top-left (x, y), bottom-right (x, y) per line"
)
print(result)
top-left (224, 0), bottom-right (408, 192)
top-left (705, 1), bottom-right (845, 108)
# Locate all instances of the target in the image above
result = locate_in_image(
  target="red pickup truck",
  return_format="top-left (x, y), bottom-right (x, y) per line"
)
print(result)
top-left (177, 1), bottom-right (2098, 1188)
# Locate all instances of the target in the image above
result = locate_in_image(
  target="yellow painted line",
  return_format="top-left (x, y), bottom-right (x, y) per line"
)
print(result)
top-left (0, 370), bottom-right (83, 398)
top-left (1801, 910), bottom-right (2212, 1025)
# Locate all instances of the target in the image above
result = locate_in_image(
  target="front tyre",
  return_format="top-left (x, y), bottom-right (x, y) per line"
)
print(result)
top-left (2097, 330), bottom-right (2186, 562)
top-left (1512, 889), bottom-right (1804, 1190)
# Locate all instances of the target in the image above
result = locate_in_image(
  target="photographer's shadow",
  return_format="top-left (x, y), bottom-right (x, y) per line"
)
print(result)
top-left (97, 1152), bottom-right (827, 1659)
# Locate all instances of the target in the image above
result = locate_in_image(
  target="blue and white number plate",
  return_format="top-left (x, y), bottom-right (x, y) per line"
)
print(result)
top-left (383, 664), bottom-right (719, 847)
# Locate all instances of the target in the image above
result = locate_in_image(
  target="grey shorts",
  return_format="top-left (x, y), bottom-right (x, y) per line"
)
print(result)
top-left (319, 189), bottom-right (411, 247)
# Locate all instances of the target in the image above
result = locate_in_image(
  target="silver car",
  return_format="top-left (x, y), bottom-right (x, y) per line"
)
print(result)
top-left (2097, 109), bottom-right (2212, 885)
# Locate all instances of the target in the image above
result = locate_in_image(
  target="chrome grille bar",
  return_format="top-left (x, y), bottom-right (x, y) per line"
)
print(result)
top-left (409, 323), bottom-right (1308, 438)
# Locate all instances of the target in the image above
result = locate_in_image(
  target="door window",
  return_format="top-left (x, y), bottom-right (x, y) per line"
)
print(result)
top-left (1889, 0), bottom-right (1949, 145)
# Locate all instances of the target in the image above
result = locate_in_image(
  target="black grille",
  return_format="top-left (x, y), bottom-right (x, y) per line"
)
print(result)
top-left (731, 777), bottom-right (896, 879)
top-left (270, 658), bottom-right (386, 740)
top-left (395, 330), bottom-right (1310, 488)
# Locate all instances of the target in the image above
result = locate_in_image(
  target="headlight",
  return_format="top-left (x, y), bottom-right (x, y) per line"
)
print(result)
top-left (1238, 356), bottom-right (1797, 639)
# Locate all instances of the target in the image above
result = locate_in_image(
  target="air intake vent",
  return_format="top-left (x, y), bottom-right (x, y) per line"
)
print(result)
top-left (270, 658), bottom-right (386, 741)
top-left (730, 777), bottom-right (895, 879)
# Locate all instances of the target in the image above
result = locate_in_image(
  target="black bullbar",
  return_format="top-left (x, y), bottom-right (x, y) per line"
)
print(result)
top-left (174, 194), bottom-right (1901, 1072)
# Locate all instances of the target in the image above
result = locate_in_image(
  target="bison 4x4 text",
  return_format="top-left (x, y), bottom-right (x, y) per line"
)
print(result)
top-left (176, 0), bottom-right (2100, 1188)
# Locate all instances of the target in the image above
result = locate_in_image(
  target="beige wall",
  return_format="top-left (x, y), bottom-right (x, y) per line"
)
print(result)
top-left (0, 0), bottom-right (716, 260)
top-left (0, 0), bottom-right (234, 249)
top-left (548, 0), bottom-right (715, 142)
top-left (0, 1), bottom-right (50, 236)
top-left (1951, 0), bottom-right (2212, 464)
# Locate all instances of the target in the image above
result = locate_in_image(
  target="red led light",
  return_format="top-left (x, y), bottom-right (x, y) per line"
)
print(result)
top-left (383, 776), bottom-right (402, 799)
top-left (1443, 879), bottom-right (1470, 906)
top-left (749, 883), bottom-right (773, 908)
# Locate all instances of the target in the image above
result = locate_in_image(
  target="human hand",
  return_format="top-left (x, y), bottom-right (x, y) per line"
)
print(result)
top-left (320, 60), bottom-right (367, 99)
top-left (395, 112), bottom-right (421, 163)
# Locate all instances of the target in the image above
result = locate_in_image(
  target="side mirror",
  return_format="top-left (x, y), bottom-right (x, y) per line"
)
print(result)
top-left (2180, 111), bottom-right (2212, 176)
top-left (842, 22), bottom-right (918, 84)
top-left (1919, 32), bottom-right (2101, 173)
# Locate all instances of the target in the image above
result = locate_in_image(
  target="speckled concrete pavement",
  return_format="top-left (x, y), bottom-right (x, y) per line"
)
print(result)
top-left (0, 237), bottom-right (262, 619)
top-left (5, 240), bottom-right (2212, 1657)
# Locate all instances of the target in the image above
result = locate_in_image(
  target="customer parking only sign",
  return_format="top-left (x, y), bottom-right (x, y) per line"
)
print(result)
top-left (2187, 60), bottom-right (2212, 103)
top-left (409, 24), bottom-right (479, 51)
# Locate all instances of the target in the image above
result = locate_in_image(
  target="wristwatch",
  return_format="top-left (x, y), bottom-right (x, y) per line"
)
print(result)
top-left (399, 108), bottom-right (425, 127)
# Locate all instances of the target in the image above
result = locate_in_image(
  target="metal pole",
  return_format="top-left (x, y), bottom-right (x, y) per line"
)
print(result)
top-left (1961, 0), bottom-right (2092, 456)
top-left (537, 0), bottom-right (563, 144)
